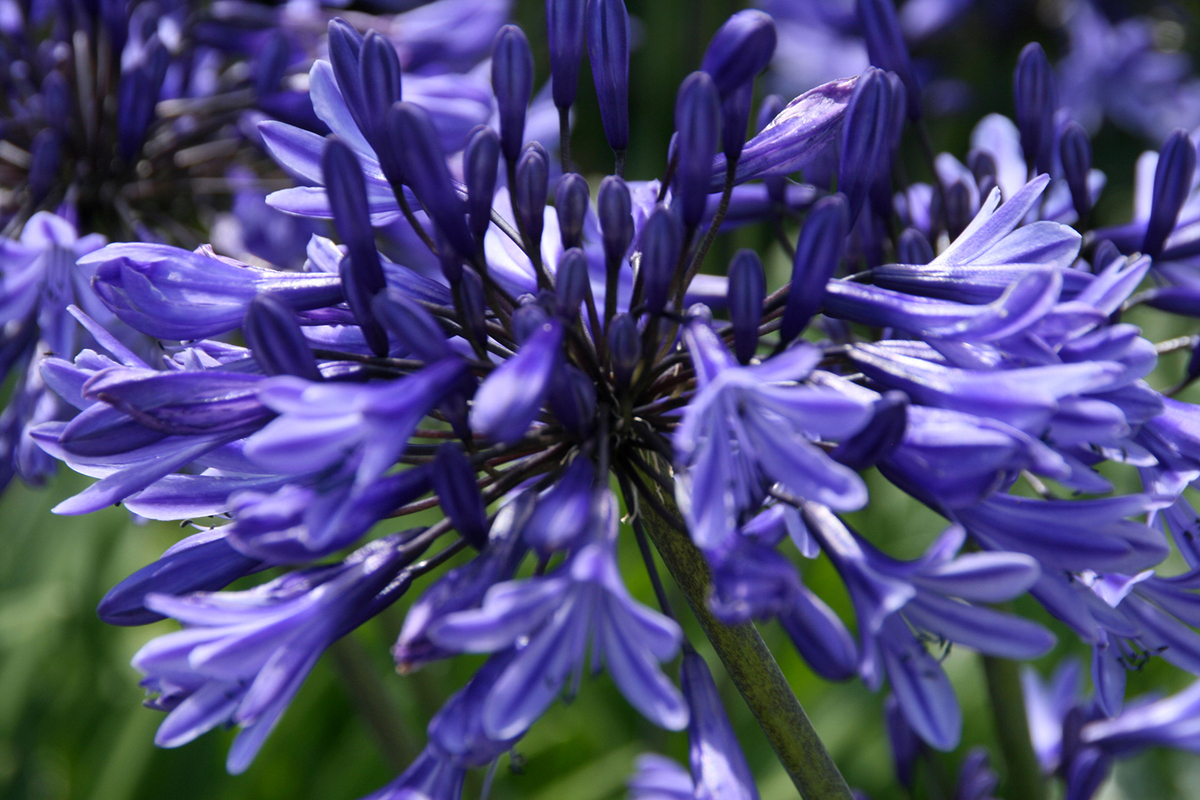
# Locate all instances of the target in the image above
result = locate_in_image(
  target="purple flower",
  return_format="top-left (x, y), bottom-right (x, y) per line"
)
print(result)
top-left (133, 533), bottom-right (420, 773)
top-left (675, 321), bottom-right (871, 552)
top-left (82, 243), bottom-right (343, 340)
top-left (427, 490), bottom-right (688, 737)
top-left (245, 357), bottom-right (468, 487)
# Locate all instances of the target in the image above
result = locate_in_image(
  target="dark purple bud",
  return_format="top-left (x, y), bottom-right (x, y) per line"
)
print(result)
top-left (757, 94), bottom-right (787, 205)
top-left (40, 71), bottom-right (71, 132)
top-left (598, 175), bottom-right (634, 267)
top-left (1143, 129), bottom-right (1197, 257)
top-left (512, 301), bottom-right (551, 344)
top-left (492, 24), bottom-right (534, 164)
top-left (243, 295), bottom-right (322, 381)
top-left (701, 10), bottom-right (777, 99)
top-left (464, 125), bottom-right (500, 242)
top-left (586, 0), bottom-right (630, 151)
top-left (640, 205), bottom-right (685, 315)
top-left (116, 36), bottom-right (169, 162)
top-left (830, 390), bottom-right (907, 470)
top-left (1092, 238), bottom-right (1121, 272)
top-left (944, 179), bottom-right (971, 240)
top-left (388, 101), bottom-right (476, 261)
top-left (547, 0), bottom-right (587, 110)
top-left (524, 457), bottom-right (595, 550)
top-left (327, 19), bottom-right (368, 135)
top-left (1013, 42), bottom-right (1057, 175)
top-left (721, 82), bottom-right (754, 165)
top-left (359, 31), bottom-right (403, 146)
top-left (457, 267), bottom-right (487, 345)
top-left (674, 71), bottom-right (722, 229)
top-left (323, 138), bottom-right (388, 355)
top-left (857, 0), bottom-right (920, 120)
top-left (896, 227), bottom-right (933, 265)
top-left (27, 129), bottom-right (60, 203)
top-left (780, 193), bottom-right (849, 345)
top-left (555, 248), bottom-right (589, 319)
top-left (547, 364), bottom-right (596, 438)
top-left (839, 67), bottom-right (893, 225)
top-left (97, 531), bottom-right (264, 626)
top-left (515, 142), bottom-right (550, 252)
top-left (372, 288), bottom-right (453, 363)
top-left (555, 173), bottom-right (590, 250)
top-left (727, 249), bottom-right (764, 364)
top-left (254, 30), bottom-right (290, 97)
top-left (431, 444), bottom-right (488, 550)
top-left (339, 254), bottom-right (388, 356)
top-left (608, 313), bottom-right (640, 386)
top-left (1060, 121), bottom-right (1093, 221)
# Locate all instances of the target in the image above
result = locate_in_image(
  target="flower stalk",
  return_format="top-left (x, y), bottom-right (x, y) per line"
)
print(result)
top-left (635, 463), bottom-right (854, 800)
top-left (982, 654), bottom-right (1047, 800)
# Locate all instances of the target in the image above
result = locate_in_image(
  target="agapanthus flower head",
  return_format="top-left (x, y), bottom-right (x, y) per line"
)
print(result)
top-left (29, 6), bottom-right (1200, 800)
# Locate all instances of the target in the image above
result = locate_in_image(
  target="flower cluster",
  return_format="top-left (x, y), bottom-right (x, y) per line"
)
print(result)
top-left (10, 0), bottom-right (1200, 798)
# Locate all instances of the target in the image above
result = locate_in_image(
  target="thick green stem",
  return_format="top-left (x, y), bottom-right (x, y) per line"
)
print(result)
top-left (982, 654), bottom-right (1046, 800)
top-left (636, 474), bottom-right (854, 800)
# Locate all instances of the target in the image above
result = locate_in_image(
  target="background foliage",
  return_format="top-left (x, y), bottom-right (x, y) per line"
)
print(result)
top-left (6, 1), bottom-right (1200, 798)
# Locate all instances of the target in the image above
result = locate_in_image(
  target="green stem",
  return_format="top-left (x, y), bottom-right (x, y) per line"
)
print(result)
top-left (635, 469), bottom-right (854, 800)
top-left (982, 654), bottom-right (1047, 800)
top-left (329, 636), bottom-right (420, 771)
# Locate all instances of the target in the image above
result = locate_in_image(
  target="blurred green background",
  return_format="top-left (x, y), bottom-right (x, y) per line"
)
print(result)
top-left (7, 1), bottom-right (1200, 799)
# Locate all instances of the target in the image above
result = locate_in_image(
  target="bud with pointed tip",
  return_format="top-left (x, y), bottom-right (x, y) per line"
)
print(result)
top-left (700, 10), bottom-right (777, 99)
top-left (608, 313), bottom-right (640, 386)
top-left (431, 444), bottom-right (488, 550)
top-left (1013, 42), bottom-right (1057, 175)
top-left (359, 32), bottom-right (402, 142)
top-left (327, 19), bottom-right (367, 133)
top-left (464, 125), bottom-right (500, 243)
top-left (674, 71), bottom-right (722, 229)
top-left (388, 101), bottom-right (476, 261)
top-left (598, 175), bottom-right (634, 268)
top-left (587, 0), bottom-right (631, 151)
top-left (1143, 129), bottom-right (1196, 257)
top-left (780, 194), bottom-right (850, 345)
top-left (640, 205), bottom-right (685, 315)
top-left (243, 295), bottom-right (322, 381)
top-left (555, 173), bottom-right (590, 250)
top-left (324, 139), bottom-right (388, 355)
top-left (547, 364), bottom-right (597, 439)
top-left (555, 248), bottom-right (589, 319)
top-left (857, 0), bottom-right (920, 120)
top-left (839, 67), bottom-right (893, 225)
top-left (720, 82), bottom-right (754, 166)
top-left (372, 288), bottom-right (453, 364)
top-left (1060, 121), bottom-right (1093, 222)
top-left (547, 0), bottom-right (587, 110)
top-left (492, 25), bottom-right (534, 164)
top-left (515, 142), bottom-right (550, 254)
top-left (727, 250), bottom-right (765, 364)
